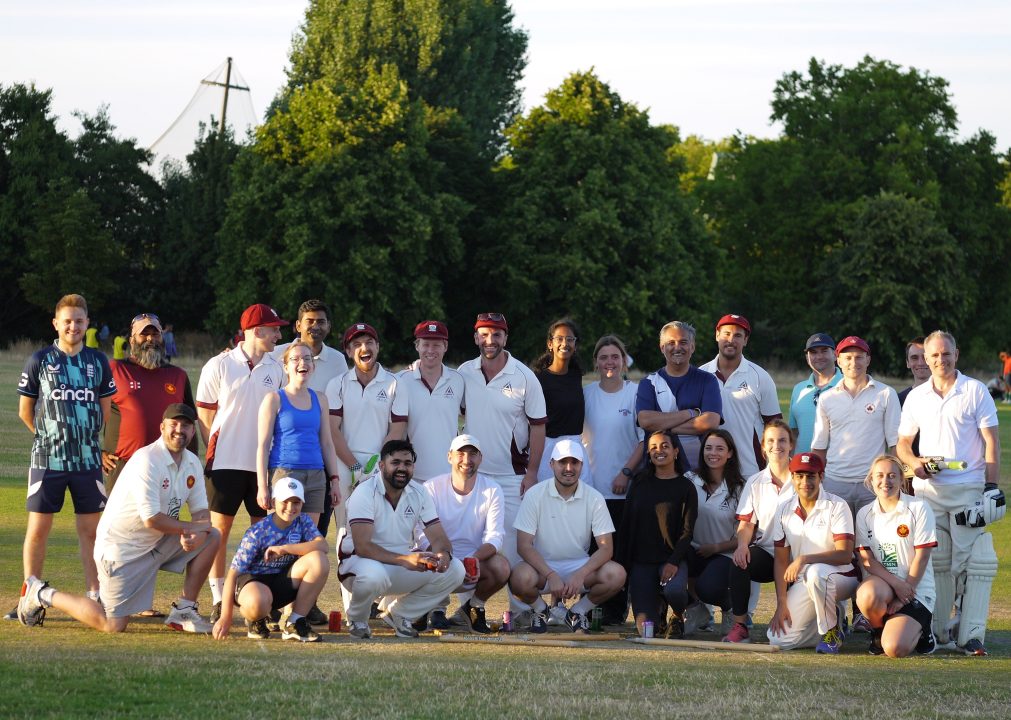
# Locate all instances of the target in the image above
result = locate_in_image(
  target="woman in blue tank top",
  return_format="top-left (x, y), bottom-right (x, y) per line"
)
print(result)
top-left (256, 340), bottom-right (341, 522)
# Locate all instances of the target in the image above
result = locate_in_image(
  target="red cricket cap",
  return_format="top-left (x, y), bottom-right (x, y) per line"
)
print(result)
top-left (474, 312), bottom-right (508, 332)
top-left (414, 320), bottom-right (449, 340)
top-left (836, 335), bottom-right (870, 354)
top-left (343, 322), bottom-right (379, 348)
top-left (789, 452), bottom-right (826, 474)
top-left (716, 314), bottom-right (751, 335)
top-left (240, 304), bottom-right (289, 331)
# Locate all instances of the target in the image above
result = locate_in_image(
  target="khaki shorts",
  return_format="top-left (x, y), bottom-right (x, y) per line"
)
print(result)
top-left (98, 533), bottom-right (214, 618)
top-left (271, 467), bottom-right (327, 514)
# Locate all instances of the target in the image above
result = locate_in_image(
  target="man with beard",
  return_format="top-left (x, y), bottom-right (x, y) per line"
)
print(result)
top-left (103, 313), bottom-right (196, 490)
top-left (636, 320), bottom-right (722, 473)
top-left (700, 314), bottom-right (781, 478)
top-left (337, 440), bottom-right (464, 639)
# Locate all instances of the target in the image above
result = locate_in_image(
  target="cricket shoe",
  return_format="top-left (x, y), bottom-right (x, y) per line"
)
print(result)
top-left (348, 621), bottom-right (372, 640)
top-left (959, 638), bottom-right (987, 656)
top-left (529, 610), bottom-right (548, 634)
top-left (306, 604), bottom-right (328, 627)
top-left (851, 613), bottom-right (872, 634)
top-left (722, 622), bottom-right (751, 643)
top-left (164, 602), bottom-right (213, 634)
top-left (455, 601), bottom-right (491, 634)
top-left (17, 576), bottom-right (49, 627)
top-left (916, 631), bottom-right (937, 655)
top-left (429, 609), bottom-right (452, 630)
top-left (282, 616), bottom-right (320, 642)
top-left (209, 601), bottom-right (222, 624)
top-left (3, 605), bottom-right (18, 621)
top-left (382, 612), bottom-right (419, 638)
top-left (816, 627), bottom-right (844, 654)
top-left (682, 602), bottom-right (711, 636)
top-left (565, 610), bottom-right (590, 634)
top-left (246, 617), bottom-right (270, 640)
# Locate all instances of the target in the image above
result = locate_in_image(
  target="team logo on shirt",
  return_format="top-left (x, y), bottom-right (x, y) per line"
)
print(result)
top-left (377, 389), bottom-right (388, 401)
top-left (737, 381), bottom-right (749, 391)
top-left (162, 478), bottom-right (170, 489)
top-left (878, 542), bottom-right (898, 569)
top-left (86, 363), bottom-right (95, 379)
top-left (263, 376), bottom-right (274, 387)
top-left (186, 475), bottom-right (196, 489)
top-left (721, 497), bottom-right (732, 509)
top-left (619, 408), bottom-right (631, 416)
top-left (403, 503), bottom-right (416, 518)
top-left (443, 387), bottom-right (455, 398)
top-left (46, 364), bottom-right (61, 374)
top-left (896, 524), bottom-right (910, 538)
top-left (287, 531), bottom-right (300, 544)
top-left (864, 403), bottom-right (875, 414)
top-left (165, 383), bottom-right (177, 395)
top-left (129, 380), bottom-right (142, 390)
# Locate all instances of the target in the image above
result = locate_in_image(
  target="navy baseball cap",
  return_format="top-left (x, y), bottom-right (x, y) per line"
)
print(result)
top-left (805, 333), bottom-right (835, 351)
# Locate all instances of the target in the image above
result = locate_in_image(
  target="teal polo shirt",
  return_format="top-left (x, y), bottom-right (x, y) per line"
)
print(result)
top-left (788, 368), bottom-right (843, 453)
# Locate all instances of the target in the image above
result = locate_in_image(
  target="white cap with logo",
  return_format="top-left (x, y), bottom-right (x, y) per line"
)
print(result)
top-left (272, 477), bottom-right (305, 503)
top-left (550, 439), bottom-right (584, 462)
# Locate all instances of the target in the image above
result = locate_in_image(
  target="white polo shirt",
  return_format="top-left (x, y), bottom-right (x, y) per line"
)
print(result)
top-left (688, 472), bottom-right (737, 557)
top-left (340, 476), bottom-right (439, 557)
top-left (771, 490), bottom-right (855, 573)
top-left (196, 346), bottom-right (284, 472)
top-left (735, 467), bottom-right (795, 554)
top-left (458, 352), bottom-right (547, 477)
top-left (699, 355), bottom-right (781, 478)
top-left (418, 472), bottom-right (504, 557)
top-left (898, 372), bottom-right (998, 485)
top-left (582, 381), bottom-right (644, 499)
top-left (95, 439), bottom-right (207, 563)
top-left (272, 342), bottom-right (348, 393)
top-left (513, 480), bottom-right (614, 563)
top-left (811, 377), bottom-right (900, 483)
top-left (399, 364), bottom-right (465, 481)
top-left (326, 365), bottom-right (408, 457)
top-left (855, 494), bottom-right (937, 611)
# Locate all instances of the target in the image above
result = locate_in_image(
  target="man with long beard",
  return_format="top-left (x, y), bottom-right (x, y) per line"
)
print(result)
top-left (103, 314), bottom-right (196, 490)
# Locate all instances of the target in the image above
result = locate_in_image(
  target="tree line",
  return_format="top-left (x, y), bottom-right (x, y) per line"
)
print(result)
top-left (2, 0), bottom-right (1009, 373)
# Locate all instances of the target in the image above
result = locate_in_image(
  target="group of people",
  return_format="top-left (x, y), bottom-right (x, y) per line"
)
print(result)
top-left (11, 295), bottom-right (1005, 657)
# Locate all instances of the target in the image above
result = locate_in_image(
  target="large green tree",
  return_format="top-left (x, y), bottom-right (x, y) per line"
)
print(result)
top-left (490, 70), bottom-right (717, 362)
top-left (700, 56), bottom-right (1011, 363)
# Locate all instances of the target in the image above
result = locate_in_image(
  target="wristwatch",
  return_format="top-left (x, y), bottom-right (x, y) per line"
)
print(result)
top-left (621, 467), bottom-right (633, 477)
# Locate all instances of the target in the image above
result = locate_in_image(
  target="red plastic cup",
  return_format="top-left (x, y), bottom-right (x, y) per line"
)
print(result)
top-left (329, 610), bottom-right (342, 632)
top-left (464, 557), bottom-right (479, 577)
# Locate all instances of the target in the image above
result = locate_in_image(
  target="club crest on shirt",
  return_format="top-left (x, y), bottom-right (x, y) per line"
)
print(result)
top-left (896, 524), bottom-right (910, 538)
top-left (86, 363), bottom-right (95, 379)
top-left (263, 376), bottom-right (274, 387)
top-left (864, 403), bottom-right (875, 414)
top-left (377, 389), bottom-right (388, 401)
top-left (186, 475), bottom-right (196, 489)
top-left (162, 478), bottom-right (170, 489)
top-left (287, 531), bottom-right (300, 544)
top-left (443, 387), bottom-right (455, 398)
top-left (721, 497), bottom-right (732, 509)
top-left (619, 408), bottom-right (631, 416)
top-left (165, 383), bottom-right (177, 395)
top-left (737, 381), bottom-right (749, 391)
top-left (878, 542), bottom-right (898, 569)
top-left (403, 503), bottom-right (416, 518)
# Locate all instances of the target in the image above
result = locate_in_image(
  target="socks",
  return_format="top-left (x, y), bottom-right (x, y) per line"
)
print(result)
top-left (531, 597), bottom-right (548, 613)
top-left (39, 586), bottom-right (56, 608)
top-left (209, 578), bottom-right (224, 604)
top-left (571, 595), bottom-right (595, 616)
top-left (470, 596), bottom-right (486, 609)
top-left (288, 612), bottom-right (303, 623)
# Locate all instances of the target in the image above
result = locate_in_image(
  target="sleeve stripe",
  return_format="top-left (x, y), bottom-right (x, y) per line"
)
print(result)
top-left (527, 416), bottom-right (548, 425)
top-left (735, 512), bottom-right (754, 522)
top-left (833, 533), bottom-right (854, 541)
top-left (347, 518), bottom-right (373, 526)
top-left (195, 400), bottom-right (218, 410)
top-left (855, 545), bottom-right (871, 551)
top-left (914, 542), bottom-right (938, 549)
top-left (423, 518), bottom-right (441, 528)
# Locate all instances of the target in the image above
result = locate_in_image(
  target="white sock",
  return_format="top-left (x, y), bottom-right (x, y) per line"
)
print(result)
top-left (470, 596), bottom-right (486, 609)
top-left (288, 612), bottom-right (303, 623)
top-left (209, 578), bottom-right (224, 604)
top-left (571, 595), bottom-right (595, 616)
top-left (86, 590), bottom-right (100, 602)
top-left (531, 597), bottom-right (548, 613)
top-left (39, 586), bottom-right (56, 608)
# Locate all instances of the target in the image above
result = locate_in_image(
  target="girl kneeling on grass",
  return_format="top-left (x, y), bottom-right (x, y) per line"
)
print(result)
top-left (212, 478), bottom-right (329, 643)
top-left (855, 455), bottom-right (938, 657)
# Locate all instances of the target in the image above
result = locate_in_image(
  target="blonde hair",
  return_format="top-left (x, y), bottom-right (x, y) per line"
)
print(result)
top-left (863, 454), bottom-right (904, 492)
top-left (282, 339), bottom-right (314, 366)
top-left (55, 294), bottom-right (88, 316)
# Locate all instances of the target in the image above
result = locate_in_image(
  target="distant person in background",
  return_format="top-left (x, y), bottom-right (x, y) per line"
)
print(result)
top-left (582, 334), bottom-right (643, 624)
top-left (788, 333), bottom-right (842, 453)
top-left (98, 321), bottom-right (110, 345)
top-left (898, 338), bottom-right (931, 407)
top-left (112, 331), bottom-right (128, 360)
top-left (163, 323), bottom-right (177, 360)
top-left (533, 318), bottom-right (589, 483)
top-left (10, 294), bottom-right (116, 621)
top-left (700, 314), bottom-right (782, 478)
top-left (1002, 350), bottom-right (1011, 403)
top-left (85, 325), bottom-right (100, 349)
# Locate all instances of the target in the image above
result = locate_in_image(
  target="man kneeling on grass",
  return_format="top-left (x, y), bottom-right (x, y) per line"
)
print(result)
top-left (509, 440), bottom-right (626, 634)
top-left (212, 478), bottom-right (329, 642)
top-left (18, 404), bottom-right (219, 634)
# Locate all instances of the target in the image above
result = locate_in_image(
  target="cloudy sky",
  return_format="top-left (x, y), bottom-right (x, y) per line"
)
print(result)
top-left (2, 0), bottom-right (1009, 159)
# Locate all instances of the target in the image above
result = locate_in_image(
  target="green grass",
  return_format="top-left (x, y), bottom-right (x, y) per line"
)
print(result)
top-left (1, 349), bottom-right (1010, 719)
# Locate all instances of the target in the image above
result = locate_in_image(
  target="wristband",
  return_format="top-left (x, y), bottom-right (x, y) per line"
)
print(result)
top-left (350, 462), bottom-right (362, 473)
top-left (621, 467), bottom-right (633, 478)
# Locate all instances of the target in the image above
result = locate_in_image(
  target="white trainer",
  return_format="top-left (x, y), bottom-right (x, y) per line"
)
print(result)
top-left (164, 602), bottom-right (212, 633)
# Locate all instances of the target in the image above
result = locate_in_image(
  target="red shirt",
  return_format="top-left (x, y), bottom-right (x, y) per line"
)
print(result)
top-left (105, 360), bottom-right (193, 460)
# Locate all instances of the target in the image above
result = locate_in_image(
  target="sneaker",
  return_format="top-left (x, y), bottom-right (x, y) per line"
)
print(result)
top-left (349, 621), bottom-right (372, 640)
top-left (3, 605), bottom-right (18, 621)
top-left (916, 630), bottom-right (937, 655)
top-left (852, 613), bottom-right (872, 634)
top-left (246, 617), bottom-right (270, 640)
top-left (664, 613), bottom-right (684, 640)
top-left (306, 604), bottom-right (328, 627)
top-left (565, 610), bottom-right (591, 634)
top-left (719, 611), bottom-right (734, 636)
top-left (267, 608), bottom-right (282, 632)
top-left (722, 622), bottom-right (751, 643)
top-left (209, 601), bottom-right (222, 624)
top-left (529, 610), bottom-right (548, 634)
top-left (17, 576), bottom-right (48, 628)
top-left (683, 602), bottom-right (710, 636)
top-left (960, 638), bottom-right (987, 656)
top-left (868, 631), bottom-right (884, 655)
top-left (429, 609), bottom-right (451, 630)
top-left (512, 609), bottom-right (532, 628)
top-left (412, 615), bottom-right (428, 633)
top-left (815, 626), bottom-right (844, 654)
top-left (164, 602), bottom-right (212, 634)
top-left (382, 612), bottom-right (420, 638)
top-left (458, 601), bottom-right (491, 634)
top-left (282, 616), bottom-right (320, 642)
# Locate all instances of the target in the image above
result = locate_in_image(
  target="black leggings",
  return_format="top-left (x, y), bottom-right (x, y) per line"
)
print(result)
top-left (728, 546), bottom-right (775, 616)
top-left (628, 562), bottom-right (690, 625)
top-left (688, 552), bottom-right (732, 611)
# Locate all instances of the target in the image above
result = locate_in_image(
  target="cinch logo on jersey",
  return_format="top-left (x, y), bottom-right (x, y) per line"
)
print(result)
top-left (50, 384), bottom-right (96, 402)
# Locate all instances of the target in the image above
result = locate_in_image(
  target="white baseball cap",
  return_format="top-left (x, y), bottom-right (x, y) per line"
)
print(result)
top-left (450, 434), bottom-right (482, 453)
top-left (273, 477), bottom-right (305, 503)
top-left (550, 439), bottom-right (584, 462)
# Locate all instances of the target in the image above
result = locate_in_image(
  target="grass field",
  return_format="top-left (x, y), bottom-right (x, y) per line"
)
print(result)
top-left (1, 348), bottom-right (1010, 719)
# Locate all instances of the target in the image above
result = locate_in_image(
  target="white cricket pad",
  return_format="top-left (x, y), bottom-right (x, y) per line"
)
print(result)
top-left (956, 532), bottom-right (997, 647)
top-left (932, 530), bottom-right (955, 641)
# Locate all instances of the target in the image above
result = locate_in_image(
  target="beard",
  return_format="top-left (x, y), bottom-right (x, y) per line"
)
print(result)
top-left (131, 339), bottom-right (166, 369)
top-left (383, 468), bottom-right (412, 490)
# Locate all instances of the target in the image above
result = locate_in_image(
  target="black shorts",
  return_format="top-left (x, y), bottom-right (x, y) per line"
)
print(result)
top-left (27, 468), bottom-right (106, 514)
top-left (235, 567), bottom-right (298, 610)
top-left (887, 598), bottom-right (932, 638)
top-left (208, 469), bottom-right (266, 518)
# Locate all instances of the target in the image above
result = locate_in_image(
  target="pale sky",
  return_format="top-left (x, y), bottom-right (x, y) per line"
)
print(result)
top-left (2, 0), bottom-right (1009, 164)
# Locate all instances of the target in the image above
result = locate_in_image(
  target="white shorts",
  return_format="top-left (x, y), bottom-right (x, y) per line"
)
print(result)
top-left (536, 557), bottom-right (591, 593)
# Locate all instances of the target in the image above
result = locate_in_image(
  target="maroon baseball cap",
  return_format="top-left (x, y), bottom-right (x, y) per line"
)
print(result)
top-left (474, 312), bottom-right (508, 332)
top-left (789, 452), bottom-right (826, 474)
top-left (240, 304), bottom-right (289, 331)
top-left (836, 335), bottom-right (871, 354)
top-left (716, 314), bottom-right (751, 335)
top-left (343, 322), bottom-right (379, 348)
top-left (414, 320), bottom-right (449, 340)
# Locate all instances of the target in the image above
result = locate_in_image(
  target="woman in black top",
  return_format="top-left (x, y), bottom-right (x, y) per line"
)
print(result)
top-left (532, 318), bottom-right (588, 482)
top-left (619, 429), bottom-right (697, 637)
